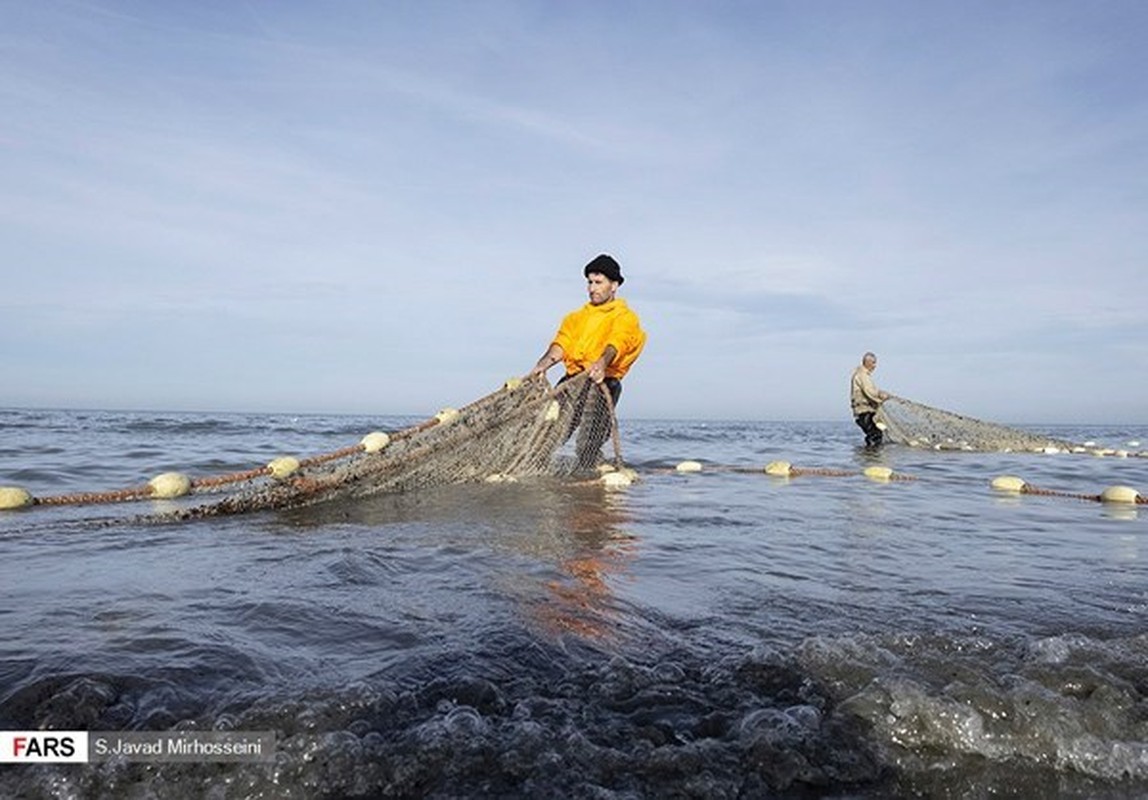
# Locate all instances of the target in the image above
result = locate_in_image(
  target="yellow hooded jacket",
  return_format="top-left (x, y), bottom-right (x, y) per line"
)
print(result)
top-left (553, 298), bottom-right (646, 380)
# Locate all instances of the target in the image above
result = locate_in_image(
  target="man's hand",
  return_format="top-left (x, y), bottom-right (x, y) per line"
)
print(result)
top-left (588, 361), bottom-right (606, 383)
top-left (532, 345), bottom-right (564, 376)
top-left (587, 345), bottom-right (617, 384)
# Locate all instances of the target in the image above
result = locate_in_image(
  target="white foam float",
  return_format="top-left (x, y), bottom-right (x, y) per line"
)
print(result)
top-left (990, 475), bottom-right (1027, 494)
top-left (1100, 485), bottom-right (1140, 504)
top-left (0, 486), bottom-right (33, 510)
top-left (601, 470), bottom-right (634, 489)
top-left (863, 466), bottom-right (893, 482)
top-left (544, 401), bottom-right (560, 422)
top-left (764, 461), bottom-right (793, 477)
top-left (267, 456), bottom-right (300, 479)
top-left (361, 431), bottom-right (391, 453)
top-left (149, 472), bottom-right (191, 499)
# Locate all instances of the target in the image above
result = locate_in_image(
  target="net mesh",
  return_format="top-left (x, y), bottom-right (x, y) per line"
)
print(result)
top-left (176, 371), bottom-right (620, 518)
top-left (877, 396), bottom-right (1078, 453)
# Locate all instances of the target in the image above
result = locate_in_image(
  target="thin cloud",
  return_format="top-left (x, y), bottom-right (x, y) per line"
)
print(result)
top-left (2, 1), bottom-right (1147, 421)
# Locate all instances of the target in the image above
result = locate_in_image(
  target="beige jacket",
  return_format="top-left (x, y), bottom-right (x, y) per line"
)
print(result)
top-left (850, 365), bottom-right (883, 416)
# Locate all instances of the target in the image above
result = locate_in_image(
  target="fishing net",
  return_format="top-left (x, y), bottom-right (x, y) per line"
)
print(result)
top-left (876, 396), bottom-right (1079, 453)
top-left (175, 371), bottom-right (620, 517)
top-left (0, 372), bottom-right (624, 518)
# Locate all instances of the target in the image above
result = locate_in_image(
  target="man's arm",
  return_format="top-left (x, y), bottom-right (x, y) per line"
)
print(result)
top-left (857, 371), bottom-right (888, 404)
top-left (531, 343), bottom-right (565, 375)
top-left (587, 345), bottom-right (618, 383)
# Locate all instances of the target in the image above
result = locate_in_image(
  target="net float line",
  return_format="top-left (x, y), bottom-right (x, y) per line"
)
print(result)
top-left (756, 462), bottom-right (918, 481)
top-left (649, 461), bottom-right (918, 482)
top-left (990, 476), bottom-right (1145, 505)
top-left (27, 378), bottom-right (513, 508)
top-left (18, 441), bottom-right (389, 508)
top-left (750, 463), bottom-right (1139, 502)
top-left (656, 461), bottom-right (1141, 504)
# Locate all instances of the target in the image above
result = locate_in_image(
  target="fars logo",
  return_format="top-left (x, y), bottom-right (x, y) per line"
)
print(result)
top-left (0, 731), bottom-right (89, 763)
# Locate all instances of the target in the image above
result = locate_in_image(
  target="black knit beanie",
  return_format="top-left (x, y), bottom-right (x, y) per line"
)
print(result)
top-left (583, 254), bottom-right (624, 285)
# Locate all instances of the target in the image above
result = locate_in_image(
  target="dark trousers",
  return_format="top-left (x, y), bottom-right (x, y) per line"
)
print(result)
top-left (854, 411), bottom-right (883, 447)
top-left (558, 374), bottom-right (622, 469)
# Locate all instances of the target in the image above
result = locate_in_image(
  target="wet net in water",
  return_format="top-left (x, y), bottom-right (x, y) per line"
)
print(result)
top-left (877, 396), bottom-right (1079, 453)
top-left (177, 371), bottom-right (620, 518)
top-left (0, 372), bottom-right (623, 518)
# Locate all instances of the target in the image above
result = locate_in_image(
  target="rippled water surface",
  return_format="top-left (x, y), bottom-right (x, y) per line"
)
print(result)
top-left (1, 408), bottom-right (1147, 798)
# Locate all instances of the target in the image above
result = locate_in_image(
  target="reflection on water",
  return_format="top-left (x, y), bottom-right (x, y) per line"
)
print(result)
top-left (530, 488), bottom-right (638, 642)
top-left (276, 478), bottom-right (642, 646)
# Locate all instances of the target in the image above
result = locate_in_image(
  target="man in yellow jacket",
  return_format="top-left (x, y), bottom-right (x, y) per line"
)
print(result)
top-left (532, 254), bottom-right (647, 469)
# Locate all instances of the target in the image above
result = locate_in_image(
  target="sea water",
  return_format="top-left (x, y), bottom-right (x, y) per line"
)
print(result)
top-left (1, 407), bottom-right (1146, 798)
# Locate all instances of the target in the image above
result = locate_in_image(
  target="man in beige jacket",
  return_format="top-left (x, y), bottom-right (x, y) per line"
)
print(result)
top-left (850, 352), bottom-right (890, 448)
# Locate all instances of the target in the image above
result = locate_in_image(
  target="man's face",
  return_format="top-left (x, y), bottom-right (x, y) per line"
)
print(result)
top-left (864, 355), bottom-right (878, 371)
top-left (586, 273), bottom-right (617, 306)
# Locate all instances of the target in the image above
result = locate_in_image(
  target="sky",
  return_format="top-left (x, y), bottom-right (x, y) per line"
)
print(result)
top-left (2, 1), bottom-right (1147, 424)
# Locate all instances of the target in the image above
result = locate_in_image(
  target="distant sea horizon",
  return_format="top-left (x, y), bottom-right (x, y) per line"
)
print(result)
top-left (4, 403), bottom-right (1145, 429)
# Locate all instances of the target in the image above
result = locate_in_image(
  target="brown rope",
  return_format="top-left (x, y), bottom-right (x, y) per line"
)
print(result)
top-left (790, 467), bottom-right (856, 478)
top-left (190, 466), bottom-right (271, 489)
top-left (35, 486), bottom-right (155, 506)
top-left (299, 444), bottom-right (366, 467)
top-left (1020, 484), bottom-right (1109, 503)
top-left (597, 379), bottom-right (624, 469)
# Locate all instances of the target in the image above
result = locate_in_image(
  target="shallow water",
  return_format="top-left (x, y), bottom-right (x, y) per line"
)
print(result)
top-left (1, 408), bottom-right (1146, 798)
